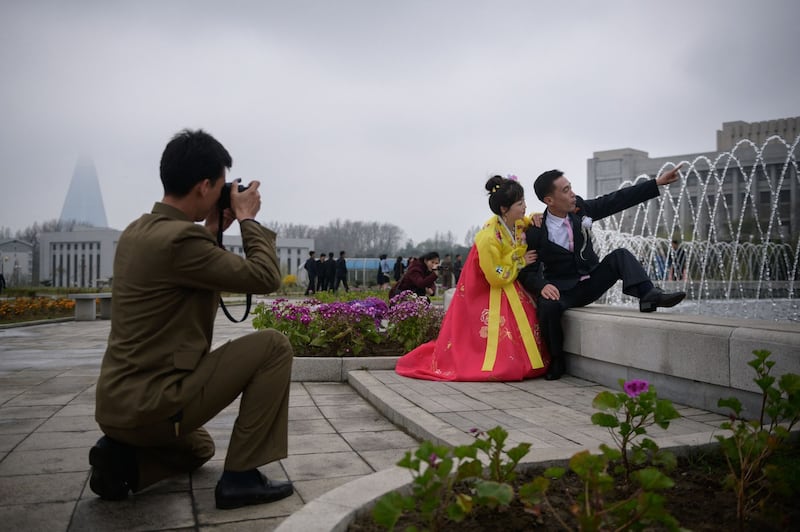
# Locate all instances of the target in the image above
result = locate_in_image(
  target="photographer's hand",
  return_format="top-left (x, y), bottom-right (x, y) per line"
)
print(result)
top-left (232, 179), bottom-right (261, 222)
top-left (204, 205), bottom-right (235, 236)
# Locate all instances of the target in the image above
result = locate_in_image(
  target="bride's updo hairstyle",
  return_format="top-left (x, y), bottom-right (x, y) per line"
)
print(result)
top-left (486, 175), bottom-right (524, 216)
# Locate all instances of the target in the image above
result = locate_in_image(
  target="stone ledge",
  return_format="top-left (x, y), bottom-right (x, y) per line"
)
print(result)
top-left (562, 305), bottom-right (800, 419)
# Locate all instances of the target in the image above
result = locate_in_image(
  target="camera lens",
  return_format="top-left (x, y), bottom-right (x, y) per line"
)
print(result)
top-left (218, 182), bottom-right (250, 210)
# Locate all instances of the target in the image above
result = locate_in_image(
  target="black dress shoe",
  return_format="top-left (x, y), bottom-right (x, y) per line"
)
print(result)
top-left (88, 436), bottom-right (138, 500)
top-left (545, 357), bottom-right (566, 381)
top-left (639, 287), bottom-right (686, 313)
top-left (215, 469), bottom-right (294, 510)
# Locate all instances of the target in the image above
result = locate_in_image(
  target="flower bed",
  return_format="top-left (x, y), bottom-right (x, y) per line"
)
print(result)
top-left (0, 297), bottom-right (75, 324)
top-left (252, 291), bottom-right (444, 356)
top-left (353, 353), bottom-right (800, 531)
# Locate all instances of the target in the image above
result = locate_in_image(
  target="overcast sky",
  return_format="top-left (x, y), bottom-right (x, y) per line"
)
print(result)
top-left (1, 0), bottom-right (798, 244)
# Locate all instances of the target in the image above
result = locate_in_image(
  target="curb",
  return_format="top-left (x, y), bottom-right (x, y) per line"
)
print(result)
top-left (290, 356), bottom-right (399, 382)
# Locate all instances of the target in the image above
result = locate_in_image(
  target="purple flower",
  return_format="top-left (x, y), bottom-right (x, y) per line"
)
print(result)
top-left (623, 379), bottom-right (649, 398)
top-left (428, 452), bottom-right (440, 468)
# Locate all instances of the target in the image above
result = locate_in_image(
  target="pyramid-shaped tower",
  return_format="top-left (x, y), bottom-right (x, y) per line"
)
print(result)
top-left (59, 156), bottom-right (108, 228)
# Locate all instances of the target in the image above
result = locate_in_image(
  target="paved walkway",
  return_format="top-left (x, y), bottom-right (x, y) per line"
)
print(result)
top-left (0, 311), bottom-right (729, 531)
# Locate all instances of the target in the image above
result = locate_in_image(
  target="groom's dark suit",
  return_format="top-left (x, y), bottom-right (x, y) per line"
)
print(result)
top-left (518, 179), bottom-right (661, 376)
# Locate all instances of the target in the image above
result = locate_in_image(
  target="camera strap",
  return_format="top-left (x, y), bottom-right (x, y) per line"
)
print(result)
top-left (219, 294), bottom-right (252, 323)
top-left (217, 203), bottom-right (252, 323)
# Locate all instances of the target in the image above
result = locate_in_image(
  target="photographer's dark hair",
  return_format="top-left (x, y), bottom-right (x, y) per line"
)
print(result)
top-left (420, 251), bottom-right (439, 262)
top-left (160, 129), bottom-right (232, 197)
top-left (485, 175), bottom-right (524, 216)
top-left (533, 169), bottom-right (564, 202)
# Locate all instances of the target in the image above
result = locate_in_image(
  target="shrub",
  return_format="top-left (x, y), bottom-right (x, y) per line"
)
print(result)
top-left (716, 349), bottom-right (800, 529)
top-left (251, 291), bottom-right (443, 356)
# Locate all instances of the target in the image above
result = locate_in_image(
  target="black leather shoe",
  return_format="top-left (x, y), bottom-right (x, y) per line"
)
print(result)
top-left (639, 287), bottom-right (686, 313)
top-left (215, 470), bottom-right (294, 510)
top-left (88, 436), bottom-right (138, 500)
top-left (545, 357), bottom-right (566, 381)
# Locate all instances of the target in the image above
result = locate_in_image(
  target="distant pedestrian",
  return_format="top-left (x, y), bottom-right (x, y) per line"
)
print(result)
top-left (378, 254), bottom-right (392, 289)
top-left (441, 254), bottom-right (453, 289)
top-left (303, 251), bottom-right (317, 295)
top-left (453, 254), bottom-right (463, 283)
top-left (393, 256), bottom-right (405, 282)
top-left (326, 252), bottom-right (336, 291)
top-left (0, 272), bottom-right (6, 295)
top-left (316, 254), bottom-right (327, 291)
top-left (335, 251), bottom-right (349, 292)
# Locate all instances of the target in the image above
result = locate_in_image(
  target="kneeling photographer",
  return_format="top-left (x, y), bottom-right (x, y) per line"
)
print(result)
top-left (91, 128), bottom-right (295, 510)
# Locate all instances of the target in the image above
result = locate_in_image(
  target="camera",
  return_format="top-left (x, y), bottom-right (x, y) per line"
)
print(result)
top-left (218, 181), bottom-right (250, 210)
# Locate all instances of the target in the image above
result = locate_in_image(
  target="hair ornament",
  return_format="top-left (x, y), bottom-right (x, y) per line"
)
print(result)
top-left (491, 184), bottom-right (501, 193)
top-left (506, 174), bottom-right (518, 181)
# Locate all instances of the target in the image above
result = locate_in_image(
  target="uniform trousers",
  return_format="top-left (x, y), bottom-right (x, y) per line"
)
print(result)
top-left (537, 249), bottom-right (652, 360)
top-left (100, 329), bottom-right (293, 491)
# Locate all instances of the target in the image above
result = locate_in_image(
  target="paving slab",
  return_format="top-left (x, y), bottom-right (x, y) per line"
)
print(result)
top-left (0, 307), bottom-right (746, 532)
top-left (0, 311), bottom-right (417, 531)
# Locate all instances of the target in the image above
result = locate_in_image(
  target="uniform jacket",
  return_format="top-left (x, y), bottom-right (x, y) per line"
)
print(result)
top-left (95, 202), bottom-right (282, 428)
top-left (518, 179), bottom-right (659, 294)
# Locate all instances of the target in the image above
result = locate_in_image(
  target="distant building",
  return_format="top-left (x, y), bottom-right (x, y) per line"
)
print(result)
top-left (0, 239), bottom-right (34, 286)
top-left (39, 229), bottom-right (313, 288)
top-left (60, 157), bottom-right (109, 228)
top-left (39, 228), bottom-right (120, 288)
top-left (587, 117), bottom-right (799, 240)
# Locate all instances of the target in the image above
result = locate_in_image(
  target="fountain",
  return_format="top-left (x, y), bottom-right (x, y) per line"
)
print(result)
top-left (591, 135), bottom-right (799, 322)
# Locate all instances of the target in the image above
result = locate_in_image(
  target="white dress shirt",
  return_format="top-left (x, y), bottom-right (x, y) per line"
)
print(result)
top-left (545, 211), bottom-right (572, 251)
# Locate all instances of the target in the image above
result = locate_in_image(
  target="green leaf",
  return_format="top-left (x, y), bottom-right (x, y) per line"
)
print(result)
top-left (718, 397), bottom-right (742, 414)
top-left (654, 399), bottom-right (680, 423)
top-left (475, 480), bottom-right (515, 506)
top-left (593, 390), bottom-right (620, 410)
top-left (569, 450), bottom-right (606, 477)
top-left (448, 494), bottom-right (471, 521)
top-left (755, 375), bottom-right (776, 392)
top-left (456, 460), bottom-right (483, 479)
top-left (486, 426), bottom-right (509, 443)
top-left (779, 373), bottom-right (800, 395)
top-left (591, 412), bottom-right (619, 428)
top-left (633, 467), bottom-right (675, 490)
top-left (506, 443), bottom-right (531, 463)
top-left (519, 477), bottom-right (549, 504)
top-left (599, 443), bottom-right (622, 461)
top-left (453, 444), bottom-right (477, 460)
top-left (371, 491), bottom-right (405, 528)
top-left (542, 466), bottom-right (565, 479)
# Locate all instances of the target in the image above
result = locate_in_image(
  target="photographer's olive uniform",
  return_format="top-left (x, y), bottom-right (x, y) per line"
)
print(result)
top-left (95, 202), bottom-right (293, 490)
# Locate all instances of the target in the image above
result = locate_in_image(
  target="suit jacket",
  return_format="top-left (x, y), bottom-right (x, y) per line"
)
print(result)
top-left (518, 179), bottom-right (659, 294)
top-left (95, 202), bottom-right (282, 428)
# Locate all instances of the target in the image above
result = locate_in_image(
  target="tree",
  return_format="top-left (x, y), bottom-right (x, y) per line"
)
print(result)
top-left (263, 219), bottom-right (406, 257)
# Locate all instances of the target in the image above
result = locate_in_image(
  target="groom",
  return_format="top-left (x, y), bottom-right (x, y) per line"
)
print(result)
top-left (518, 166), bottom-right (686, 380)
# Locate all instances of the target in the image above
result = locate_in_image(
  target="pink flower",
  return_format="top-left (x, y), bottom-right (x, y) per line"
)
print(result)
top-left (623, 379), bottom-right (649, 398)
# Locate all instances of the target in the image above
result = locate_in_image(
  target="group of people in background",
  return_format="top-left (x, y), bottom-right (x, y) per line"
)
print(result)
top-left (303, 250), bottom-right (349, 295)
top-left (302, 249), bottom-right (465, 298)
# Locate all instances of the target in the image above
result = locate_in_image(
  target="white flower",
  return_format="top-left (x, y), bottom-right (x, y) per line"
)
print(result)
top-left (581, 216), bottom-right (593, 229)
